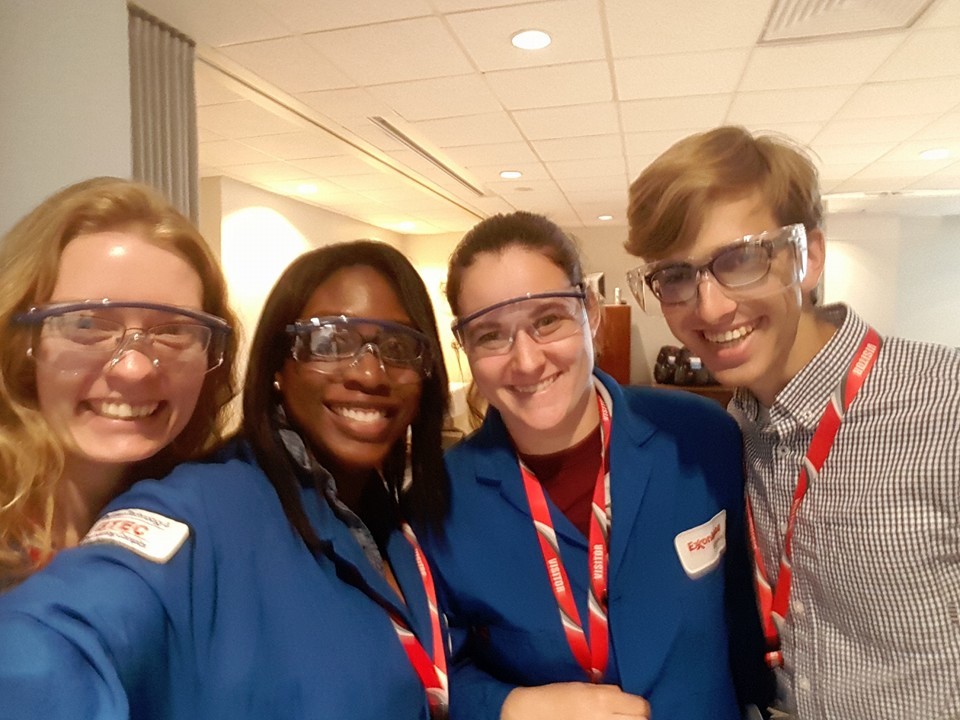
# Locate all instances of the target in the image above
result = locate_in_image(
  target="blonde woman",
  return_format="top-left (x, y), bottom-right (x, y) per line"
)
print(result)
top-left (0, 177), bottom-right (238, 588)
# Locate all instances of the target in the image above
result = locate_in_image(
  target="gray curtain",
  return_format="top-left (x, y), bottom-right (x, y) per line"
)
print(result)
top-left (128, 5), bottom-right (198, 222)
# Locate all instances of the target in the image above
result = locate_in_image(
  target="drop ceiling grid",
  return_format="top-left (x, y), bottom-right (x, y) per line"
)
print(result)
top-left (132, 0), bottom-right (960, 230)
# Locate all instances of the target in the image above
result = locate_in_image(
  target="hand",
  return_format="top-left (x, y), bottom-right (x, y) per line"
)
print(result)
top-left (500, 682), bottom-right (651, 720)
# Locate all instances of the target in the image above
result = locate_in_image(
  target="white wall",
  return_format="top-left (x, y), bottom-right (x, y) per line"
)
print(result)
top-left (825, 213), bottom-right (960, 348)
top-left (207, 176), bottom-right (405, 352)
top-left (0, 0), bottom-right (131, 237)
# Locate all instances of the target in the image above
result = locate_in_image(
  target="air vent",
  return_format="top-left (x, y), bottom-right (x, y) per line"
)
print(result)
top-left (761, 0), bottom-right (936, 43)
top-left (369, 116), bottom-right (487, 198)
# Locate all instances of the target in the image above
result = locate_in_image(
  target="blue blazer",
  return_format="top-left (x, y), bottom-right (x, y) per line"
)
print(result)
top-left (421, 371), bottom-right (770, 720)
top-left (0, 443), bottom-right (438, 720)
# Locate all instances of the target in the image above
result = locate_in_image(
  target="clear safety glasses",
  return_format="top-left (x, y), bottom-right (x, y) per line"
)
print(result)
top-left (626, 223), bottom-right (808, 313)
top-left (285, 315), bottom-right (433, 384)
top-left (451, 288), bottom-right (588, 359)
top-left (13, 300), bottom-right (231, 372)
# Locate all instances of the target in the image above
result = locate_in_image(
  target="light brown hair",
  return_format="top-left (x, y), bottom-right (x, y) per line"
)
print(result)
top-left (626, 125), bottom-right (822, 259)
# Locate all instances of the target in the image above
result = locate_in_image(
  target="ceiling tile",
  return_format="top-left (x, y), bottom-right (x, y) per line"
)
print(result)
top-left (881, 138), bottom-right (960, 163)
top-left (605, 0), bottom-right (770, 57)
top-left (368, 74), bottom-right (502, 121)
top-left (620, 94), bottom-right (730, 133)
top-left (912, 112), bottom-right (960, 141)
top-left (134, 0), bottom-right (290, 46)
top-left (223, 161), bottom-right (314, 183)
top-left (831, 175), bottom-right (917, 193)
top-left (200, 139), bottom-right (277, 166)
top-left (556, 174), bottom-right (629, 193)
top-left (141, 1), bottom-right (960, 229)
top-left (197, 101), bottom-right (301, 138)
top-left (442, 142), bottom-right (539, 167)
top-left (303, 17), bottom-right (473, 85)
top-left (623, 129), bottom-right (691, 157)
top-left (906, 159), bottom-right (960, 190)
top-left (297, 88), bottom-right (387, 125)
top-left (835, 77), bottom-right (960, 119)
top-left (330, 173), bottom-right (418, 192)
top-left (462, 161), bottom-right (550, 183)
top-left (238, 131), bottom-right (348, 160)
top-left (195, 63), bottom-right (244, 106)
top-left (742, 122), bottom-right (824, 144)
top-left (292, 155), bottom-right (384, 177)
top-left (259, 0), bottom-right (432, 33)
top-left (812, 115), bottom-right (937, 145)
top-left (219, 37), bottom-right (353, 93)
top-left (627, 154), bottom-right (661, 179)
top-left (446, 0), bottom-right (605, 71)
top-left (726, 86), bottom-right (857, 124)
top-left (740, 34), bottom-right (903, 91)
top-left (432, 0), bottom-right (520, 11)
top-left (615, 49), bottom-right (750, 100)
top-left (545, 156), bottom-right (627, 180)
top-left (531, 134), bottom-right (622, 162)
top-left (871, 28), bottom-right (960, 81)
top-left (411, 112), bottom-right (524, 147)
top-left (916, 0), bottom-right (960, 28)
top-left (263, 178), bottom-right (351, 200)
top-left (512, 103), bottom-right (619, 140)
top-left (809, 143), bottom-right (896, 166)
top-left (485, 62), bottom-right (612, 110)
top-left (198, 127), bottom-right (225, 143)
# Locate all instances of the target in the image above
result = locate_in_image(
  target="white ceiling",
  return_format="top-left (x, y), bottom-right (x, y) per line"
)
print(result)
top-left (134, 0), bottom-right (960, 233)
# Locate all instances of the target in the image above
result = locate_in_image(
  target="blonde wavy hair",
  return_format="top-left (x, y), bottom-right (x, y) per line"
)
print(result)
top-left (0, 177), bottom-right (239, 586)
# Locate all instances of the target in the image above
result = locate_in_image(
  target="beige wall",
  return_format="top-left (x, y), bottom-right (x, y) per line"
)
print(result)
top-left (0, 0), bottom-right (131, 237)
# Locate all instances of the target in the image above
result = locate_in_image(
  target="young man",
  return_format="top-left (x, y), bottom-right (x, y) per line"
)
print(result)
top-left (624, 125), bottom-right (960, 720)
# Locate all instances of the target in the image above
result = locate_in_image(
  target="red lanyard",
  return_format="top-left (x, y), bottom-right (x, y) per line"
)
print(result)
top-left (747, 327), bottom-right (881, 668)
top-left (390, 522), bottom-right (448, 718)
top-left (518, 389), bottom-right (612, 682)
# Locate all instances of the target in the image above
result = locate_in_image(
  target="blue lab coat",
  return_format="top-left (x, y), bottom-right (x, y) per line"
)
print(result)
top-left (0, 444), bottom-right (438, 720)
top-left (420, 371), bottom-right (770, 720)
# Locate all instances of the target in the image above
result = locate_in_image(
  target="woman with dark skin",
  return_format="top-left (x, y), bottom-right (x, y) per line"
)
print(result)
top-left (0, 240), bottom-right (451, 720)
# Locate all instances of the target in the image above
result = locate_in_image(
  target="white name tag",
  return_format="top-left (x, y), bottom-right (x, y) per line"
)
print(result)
top-left (674, 509), bottom-right (726, 579)
top-left (82, 508), bottom-right (189, 564)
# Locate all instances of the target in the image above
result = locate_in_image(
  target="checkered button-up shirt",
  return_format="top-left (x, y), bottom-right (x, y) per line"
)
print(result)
top-left (731, 304), bottom-right (960, 720)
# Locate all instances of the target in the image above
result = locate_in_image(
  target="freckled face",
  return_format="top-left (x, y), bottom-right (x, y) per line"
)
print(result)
top-left (35, 231), bottom-right (207, 474)
top-left (277, 266), bottom-right (423, 476)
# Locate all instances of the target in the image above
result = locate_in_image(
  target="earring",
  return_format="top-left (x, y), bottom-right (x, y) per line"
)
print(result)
top-left (273, 379), bottom-right (281, 392)
top-left (26, 347), bottom-right (33, 358)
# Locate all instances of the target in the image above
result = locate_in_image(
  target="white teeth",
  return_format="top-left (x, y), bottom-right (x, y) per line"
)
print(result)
top-left (97, 401), bottom-right (159, 419)
top-left (334, 406), bottom-right (387, 423)
top-left (514, 376), bottom-right (557, 394)
top-left (704, 325), bottom-right (754, 344)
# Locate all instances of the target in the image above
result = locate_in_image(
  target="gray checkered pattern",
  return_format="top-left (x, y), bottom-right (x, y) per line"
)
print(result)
top-left (731, 304), bottom-right (960, 720)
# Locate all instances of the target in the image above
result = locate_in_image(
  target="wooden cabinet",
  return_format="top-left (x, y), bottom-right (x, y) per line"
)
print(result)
top-left (597, 304), bottom-right (631, 384)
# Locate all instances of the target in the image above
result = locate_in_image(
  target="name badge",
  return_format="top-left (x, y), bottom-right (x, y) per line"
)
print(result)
top-left (674, 509), bottom-right (726, 579)
top-left (82, 508), bottom-right (189, 563)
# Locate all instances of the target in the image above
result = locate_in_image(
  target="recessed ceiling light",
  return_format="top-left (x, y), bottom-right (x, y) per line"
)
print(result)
top-left (296, 183), bottom-right (318, 194)
top-left (920, 148), bottom-right (951, 161)
top-left (598, 214), bottom-right (614, 221)
top-left (499, 170), bottom-right (522, 179)
top-left (511, 29), bottom-right (551, 50)
top-left (395, 221), bottom-right (418, 232)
